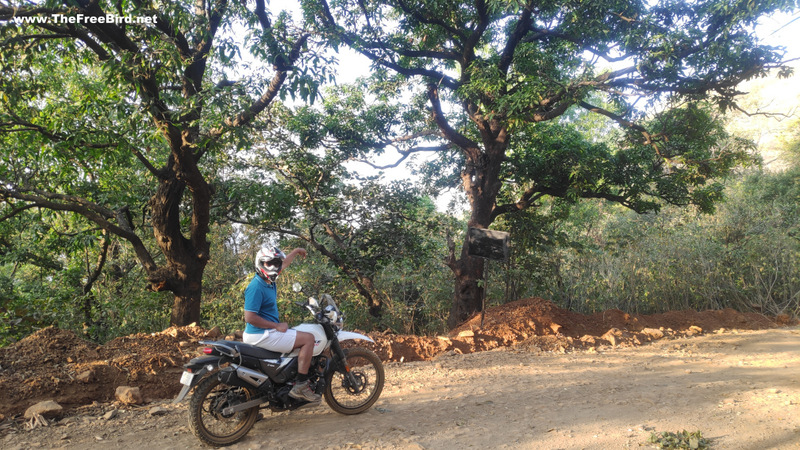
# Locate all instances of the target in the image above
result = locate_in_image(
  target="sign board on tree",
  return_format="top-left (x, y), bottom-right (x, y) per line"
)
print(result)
top-left (467, 227), bottom-right (509, 261)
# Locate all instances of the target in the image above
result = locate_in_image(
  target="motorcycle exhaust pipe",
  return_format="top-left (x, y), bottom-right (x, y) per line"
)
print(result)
top-left (218, 365), bottom-right (269, 388)
top-left (234, 365), bottom-right (269, 387)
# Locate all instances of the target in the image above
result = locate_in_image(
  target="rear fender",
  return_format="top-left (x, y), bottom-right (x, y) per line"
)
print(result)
top-left (185, 355), bottom-right (223, 371)
top-left (172, 356), bottom-right (223, 403)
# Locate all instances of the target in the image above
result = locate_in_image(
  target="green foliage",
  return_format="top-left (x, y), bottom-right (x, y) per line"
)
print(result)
top-left (0, 228), bottom-right (172, 345)
top-left (215, 85), bottom-right (456, 321)
top-left (530, 166), bottom-right (800, 318)
top-left (2, 0), bottom-right (798, 344)
top-left (648, 430), bottom-right (710, 449)
top-left (309, 0), bottom-right (794, 325)
top-left (0, 0), bottom-right (333, 328)
top-left (194, 229), bottom-right (456, 336)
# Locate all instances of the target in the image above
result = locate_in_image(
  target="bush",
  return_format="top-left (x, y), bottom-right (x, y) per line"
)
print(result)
top-left (536, 168), bottom-right (800, 318)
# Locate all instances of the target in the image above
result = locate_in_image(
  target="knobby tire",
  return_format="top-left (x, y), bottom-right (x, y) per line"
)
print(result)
top-left (324, 347), bottom-right (384, 415)
top-left (188, 374), bottom-right (259, 447)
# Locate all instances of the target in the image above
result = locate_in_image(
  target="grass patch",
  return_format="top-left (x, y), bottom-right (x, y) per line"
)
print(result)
top-left (647, 430), bottom-right (711, 449)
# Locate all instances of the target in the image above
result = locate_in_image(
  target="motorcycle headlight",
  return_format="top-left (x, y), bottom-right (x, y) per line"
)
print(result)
top-left (324, 305), bottom-right (337, 321)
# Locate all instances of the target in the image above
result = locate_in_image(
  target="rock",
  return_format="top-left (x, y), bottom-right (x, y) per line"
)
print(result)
top-left (686, 325), bottom-right (703, 336)
top-left (115, 386), bottom-right (143, 405)
top-left (149, 406), bottom-right (169, 416)
top-left (642, 328), bottom-right (664, 339)
top-left (601, 329), bottom-right (621, 346)
top-left (457, 330), bottom-right (474, 338)
top-left (25, 400), bottom-right (63, 419)
top-left (550, 323), bottom-right (562, 334)
top-left (205, 326), bottom-right (222, 339)
top-left (76, 370), bottom-right (94, 383)
top-left (102, 410), bottom-right (118, 421)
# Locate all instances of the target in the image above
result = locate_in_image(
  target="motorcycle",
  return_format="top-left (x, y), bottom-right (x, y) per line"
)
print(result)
top-left (173, 285), bottom-right (384, 446)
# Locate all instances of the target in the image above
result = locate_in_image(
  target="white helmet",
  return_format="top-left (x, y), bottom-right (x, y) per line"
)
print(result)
top-left (255, 247), bottom-right (286, 283)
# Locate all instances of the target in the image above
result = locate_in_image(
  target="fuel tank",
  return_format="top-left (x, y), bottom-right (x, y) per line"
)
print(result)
top-left (292, 323), bottom-right (329, 356)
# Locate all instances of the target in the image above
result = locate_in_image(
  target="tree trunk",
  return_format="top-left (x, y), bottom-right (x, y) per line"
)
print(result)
top-left (446, 186), bottom-right (497, 328)
top-left (447, 252), bottom-right (485, 329)
top-left (170, 287), bottom-right (202, 326)
top-left (357, 275), bottom-right (386, 318)
top-left (148, 171), bottom-right (211, 326)
top-left (445, 130), bottom-right (507, 328)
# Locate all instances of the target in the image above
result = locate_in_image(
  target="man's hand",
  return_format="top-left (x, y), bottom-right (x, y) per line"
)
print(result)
top-left (275, 322), bottom-right (289, 332)
top-left (283, 248), bottom-right (307, 269)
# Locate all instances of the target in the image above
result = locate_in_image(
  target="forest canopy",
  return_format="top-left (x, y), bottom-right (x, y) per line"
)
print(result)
top-left (0, 0), bottom-right (798, 344)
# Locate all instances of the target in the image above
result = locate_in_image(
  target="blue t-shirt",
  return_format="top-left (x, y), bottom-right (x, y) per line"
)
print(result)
top-left (243, 275), bottom-right (279, 334)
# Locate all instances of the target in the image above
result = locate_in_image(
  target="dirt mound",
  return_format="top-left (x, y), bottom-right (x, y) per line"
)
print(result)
top-left (0, 325), bottom-right (210, 419)
top-left (365, 298), bottom-right (794, 362)
top-left (0, 298), bottom-right (795, 419)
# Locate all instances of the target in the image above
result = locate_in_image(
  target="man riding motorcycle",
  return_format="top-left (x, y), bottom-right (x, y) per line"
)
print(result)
top-left (242, 246), bottom-right (320, 403)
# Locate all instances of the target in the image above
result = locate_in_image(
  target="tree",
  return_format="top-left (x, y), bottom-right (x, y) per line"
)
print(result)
top-left (307, 0), bottom-right (796, 327)
top-left (221, 90), bottom-right (447, 318)
top-left (0, 0), bottom-right (321, 325)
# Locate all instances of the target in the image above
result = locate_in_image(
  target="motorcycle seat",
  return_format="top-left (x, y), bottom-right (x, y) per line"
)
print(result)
top-left (213, 340), bottom-right (284, 359)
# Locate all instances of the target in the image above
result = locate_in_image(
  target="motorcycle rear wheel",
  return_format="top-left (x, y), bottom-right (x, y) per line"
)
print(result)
top-left (324, 347), bottom-right (384, 415)
top-left (188, 374), bottom-right (259, 447)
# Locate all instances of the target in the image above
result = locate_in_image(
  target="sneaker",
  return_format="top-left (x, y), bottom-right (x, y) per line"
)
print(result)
top-left (289, 380), bottom-right (321, 403)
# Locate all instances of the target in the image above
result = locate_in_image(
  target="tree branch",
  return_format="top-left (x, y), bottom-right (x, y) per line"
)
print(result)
top-left (0, 186), bottom-right (158, 272)
top-left (498, 1), bottom-right (533, 74)
top-left (0, 202), bottom-right (38, 222)
top-left (427, 83), bottom-right (479, 152)
top-left (316, 0), bottom-right (460, 90)
top-left (579, 100), bottom-right (647, 134)
top-left (82, 232), bottom-right (110, 296)
top-left (491, 188), bottom-right (546, 221)
top-left (209, 33), bottom-right (309, 142)
top-left (185, 0), bottom-right (227, 95)
top-left (393, 0), bottom-right (467, 41)
top-left (0, 112), bottom-right (164, 178)
top-left (355, 144), bottom-right (451, 170)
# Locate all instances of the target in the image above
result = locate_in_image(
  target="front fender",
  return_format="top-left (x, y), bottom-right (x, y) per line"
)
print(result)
top-left (336, 330), bottom-right (374, 343)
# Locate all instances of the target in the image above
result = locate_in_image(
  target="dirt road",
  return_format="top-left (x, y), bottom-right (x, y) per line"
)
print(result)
top-left (3, 326), bottom-right (799, 449)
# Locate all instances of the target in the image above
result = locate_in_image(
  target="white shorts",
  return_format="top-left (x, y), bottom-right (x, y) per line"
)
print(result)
top-left (242, 329), bottom-right (297, 354)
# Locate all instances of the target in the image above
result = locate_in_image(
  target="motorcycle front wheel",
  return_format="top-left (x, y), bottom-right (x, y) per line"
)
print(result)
top-left (188, 374), bottom-right (259, 447)
top-left (325, 347), bottom-right (384, 415)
